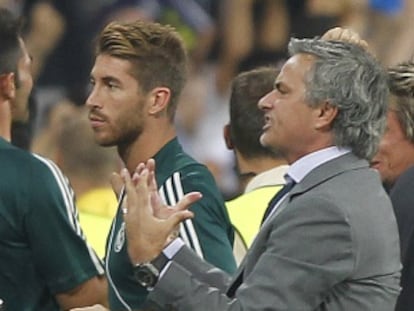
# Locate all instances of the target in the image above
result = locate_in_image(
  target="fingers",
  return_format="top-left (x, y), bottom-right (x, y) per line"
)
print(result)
top-left (166, 210), bottom-right (194, 229)
top-left (161, 192), bottom-right (201, 229)
top-left (134, 162), bottom-right (146, 175)
top-left (167, 192), bottom-right (201, 227)
top-left (321, 27), bottom-right (356, 41)
top-left (145, 161), bottom-right (157, 191)
top-left (175, 192), bottom-right (203, 212)
top-left (149, 170), bottom-right (158, 192)
top-left (321, 27), bottom-right (370, 52)
top-left (121, 168), bottom-right (150, 217)
top-left (134, 159), bottom-right (158, 190)
top-left (146, 158), bottom-right (156, 172)
top-left (321, 27), bottom-right (345, 41)
top-left (119, 161), bottom-right (201, 262)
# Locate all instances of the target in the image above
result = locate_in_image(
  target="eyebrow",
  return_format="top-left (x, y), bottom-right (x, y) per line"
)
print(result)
top-left (90, 74), bottom-right (120, 85)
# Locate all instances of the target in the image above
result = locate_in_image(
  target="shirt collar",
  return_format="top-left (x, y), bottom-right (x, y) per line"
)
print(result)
top-left (244, 165), bottom-right (289, 193)
top-left (288, 146), bottom-right (351, 183)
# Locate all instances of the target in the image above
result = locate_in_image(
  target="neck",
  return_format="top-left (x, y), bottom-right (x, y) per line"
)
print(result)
top-left (119, 122), bottom-right (176, 173)
top-left (285, 136), bottom-right (335, 164)
top-left (67, 175), bottom-right (109, 198)
top-left (0, 99), bottom-right (12, 141)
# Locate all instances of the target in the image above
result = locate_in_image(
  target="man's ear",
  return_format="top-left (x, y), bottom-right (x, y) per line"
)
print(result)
top-left (148, 87), bottom-right (171, 116)
top-left (223, 123), bottom-right (234, 150)
top-left (314, 101), bottom-right (338, 130)
top-left (0, 73), bottom-right (16, 100)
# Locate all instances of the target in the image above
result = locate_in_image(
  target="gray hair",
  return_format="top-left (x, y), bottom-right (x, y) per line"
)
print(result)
top-left (387, 61), bottom-right (414, 143)
top-left (288, 38), bottom-right (389, 160)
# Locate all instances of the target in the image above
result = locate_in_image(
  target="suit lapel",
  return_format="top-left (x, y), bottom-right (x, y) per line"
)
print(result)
top-left (227, 153), bottom-right (370, 297)
top-left (291, 153), bottom-right (368, 197)
top-left (258, 153), bottom-right (369, 232)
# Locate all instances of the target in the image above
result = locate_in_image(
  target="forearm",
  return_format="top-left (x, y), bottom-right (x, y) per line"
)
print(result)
top-left (148, 260), bottom-right (238, 311)
top-left (173, 244), bottom-right (232, 291)
top-left (56, 276), bottom-right (108, 310)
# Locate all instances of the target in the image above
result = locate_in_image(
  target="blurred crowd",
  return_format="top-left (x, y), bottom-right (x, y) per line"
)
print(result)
top-left (4, 0), bottom-right (414, 198)
top-left (2, 2), bottom-right (414, 310)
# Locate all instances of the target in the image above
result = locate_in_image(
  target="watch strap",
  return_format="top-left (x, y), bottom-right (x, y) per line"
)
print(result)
top-left (150, 252), bottom-right (169, 272)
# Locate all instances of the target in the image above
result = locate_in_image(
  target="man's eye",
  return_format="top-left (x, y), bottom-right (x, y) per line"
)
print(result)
top-left (277, 86), bottom-right (286, 94)
top-left (108, 82), bottom-right (118, 89)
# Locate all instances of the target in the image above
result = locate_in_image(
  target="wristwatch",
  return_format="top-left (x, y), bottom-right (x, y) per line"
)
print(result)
top-left (133, 253), bottom-right (169, 289)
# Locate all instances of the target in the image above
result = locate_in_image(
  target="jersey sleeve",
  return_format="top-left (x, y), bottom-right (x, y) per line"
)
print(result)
top-left (25, 156), bottom-right (104, 294)
top-left (158, 164), bottom-right (237, 274)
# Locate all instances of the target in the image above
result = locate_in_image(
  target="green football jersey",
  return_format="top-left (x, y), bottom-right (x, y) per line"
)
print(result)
top-left (0, 138), bottom-right (104, 311)
top-left (106, 138), bottom-right (236, 310)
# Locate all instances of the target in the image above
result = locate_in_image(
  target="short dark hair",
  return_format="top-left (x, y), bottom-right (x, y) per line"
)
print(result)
top-left (0, 8), bottom-right (22, 76)
top-left (95, 20), bottom-right (188, 121)
top-left (229, 67), bottom-right (281, 159)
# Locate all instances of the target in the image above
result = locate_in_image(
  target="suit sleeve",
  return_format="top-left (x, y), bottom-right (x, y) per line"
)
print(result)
top-left (390, 168), bottom-right (414, 262)
top-left (147, 195), bottom-right (354, 311)
top-left (390, 168), bottom-right (414, 311)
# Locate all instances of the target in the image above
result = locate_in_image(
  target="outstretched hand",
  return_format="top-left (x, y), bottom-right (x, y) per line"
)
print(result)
top-left (119, 161), bottom-right (202, 264)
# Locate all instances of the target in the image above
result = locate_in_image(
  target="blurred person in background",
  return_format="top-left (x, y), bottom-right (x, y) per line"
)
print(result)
top-left (371, 61), bottom-right (414, 311)
top-left (224, 67), bottom-right (288, 263)
top-left (102, 0), bottom-right (217, 73)
top-left (382, 0), bottom-right (414, 65)
top-left (30, 98), bottom-right (79, 159)
top-left (215, 0), bottom-right (289, 95)
top-left (55, 105), bottom-right (120, 259)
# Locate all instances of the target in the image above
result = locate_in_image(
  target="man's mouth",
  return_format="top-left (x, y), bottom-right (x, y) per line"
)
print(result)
top-left (263, 116), bottom-right (271, 130)
top-left (88, 113), bottom-right (106, 128)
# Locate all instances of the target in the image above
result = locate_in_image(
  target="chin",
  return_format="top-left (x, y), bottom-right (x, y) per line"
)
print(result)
top-left (99, 141), bottom-right (117, 148)
top-left (94, 136), bottom-right (117, 147)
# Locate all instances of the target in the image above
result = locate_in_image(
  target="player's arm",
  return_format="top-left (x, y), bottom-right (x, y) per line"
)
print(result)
top-left (28, 157), bottom-right (109, 308)
top-left (56, 276), bottom-right (108, 310)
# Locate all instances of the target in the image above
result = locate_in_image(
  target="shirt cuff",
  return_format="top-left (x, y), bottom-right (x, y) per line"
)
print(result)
top-left (157, 238), bottom-right (185, 280)
top-left (163, 237), bottom-right (184, 259)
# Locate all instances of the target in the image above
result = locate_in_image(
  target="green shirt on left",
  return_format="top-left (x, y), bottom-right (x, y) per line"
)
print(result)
top-left (0, 138), bottom-right (104, 311)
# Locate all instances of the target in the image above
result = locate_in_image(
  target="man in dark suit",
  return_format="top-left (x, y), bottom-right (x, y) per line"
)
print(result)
top-left (119, 35), bottom-right (401, 310)
top-left (371, 61), bottom-right (414, 311)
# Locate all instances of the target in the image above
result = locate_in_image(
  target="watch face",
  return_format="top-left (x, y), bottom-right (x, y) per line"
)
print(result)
top-left (134, 264), bottom-right (159, 289)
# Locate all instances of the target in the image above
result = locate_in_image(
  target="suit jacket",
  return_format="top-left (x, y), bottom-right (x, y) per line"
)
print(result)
top-left (390, 165), bottom-right (414, 311)
top-left (147, 153), bottom-right (401, 311)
